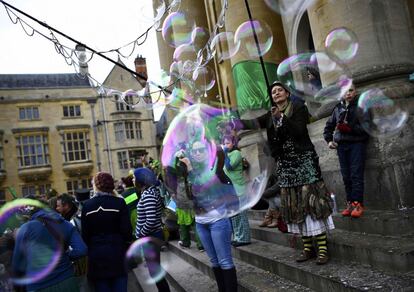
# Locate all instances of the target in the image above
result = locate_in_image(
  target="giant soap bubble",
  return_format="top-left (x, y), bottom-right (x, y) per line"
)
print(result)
top-left (0, 199), bottom-right (64, 286)
top-left (234, 20), bottom-right (273, 58)
top-left (161, 104), bottom-right (272, 219)
top-left (357, 88), bottom-right (408, 138)
top-left (277, 51), bottom-right (352, 114)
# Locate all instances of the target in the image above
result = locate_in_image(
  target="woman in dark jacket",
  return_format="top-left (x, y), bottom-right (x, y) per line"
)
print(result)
top-left (81, 172), bottom-right (133, 292)
top-left (264, 81), bottom-right (335, 265)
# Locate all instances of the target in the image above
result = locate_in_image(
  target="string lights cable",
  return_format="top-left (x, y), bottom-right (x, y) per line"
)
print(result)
top-left (0, 0), bottom-right (232, 109)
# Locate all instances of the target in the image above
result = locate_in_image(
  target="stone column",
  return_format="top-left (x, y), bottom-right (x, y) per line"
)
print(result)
top-left (307, 0), bottom-right (414, 97)
top-left (223, 0), bottom-right (288, 117)
top-left (225, 0), bottom-right (289, 67)
top-left (305, 0), bottom-right (414, 210)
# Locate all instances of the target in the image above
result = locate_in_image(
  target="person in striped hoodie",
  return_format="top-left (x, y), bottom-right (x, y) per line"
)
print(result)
top-left (133, 167), bottom-right (171, 292)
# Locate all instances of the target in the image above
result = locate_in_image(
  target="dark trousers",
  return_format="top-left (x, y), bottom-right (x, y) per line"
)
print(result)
top-left (144, 230), bottom-right (171, 292)
top-left (337, 142), bottom-right (366, 203)
top-left (94, 275), bottom-right (128, 292)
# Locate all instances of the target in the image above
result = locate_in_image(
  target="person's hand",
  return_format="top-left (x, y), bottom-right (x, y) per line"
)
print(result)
top-left (336, 122), bottom-right (351, 133)
top-left (175, 149), bottom-right (185, 158)
top-left (328, 141), bottom-right (338, 149)
top-left (179, 157), bottom-right (193, 172)
top-left (271, 106), bottom-right (282, 119)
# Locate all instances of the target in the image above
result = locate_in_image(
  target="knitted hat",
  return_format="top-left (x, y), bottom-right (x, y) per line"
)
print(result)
top-left (93, 172), bottom-right (115, 193)
top-left (74, 188), bottom-right (91, 202)
top-left (269, 80), bottom-right (290, 94)
top-left (133, 167), bottom-right (159, 187)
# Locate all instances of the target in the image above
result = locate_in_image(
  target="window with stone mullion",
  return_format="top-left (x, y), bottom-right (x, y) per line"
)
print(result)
top-left (16, 134), bottom-right (49, 167)
top-left (63, 131), bottom-right (89, 162)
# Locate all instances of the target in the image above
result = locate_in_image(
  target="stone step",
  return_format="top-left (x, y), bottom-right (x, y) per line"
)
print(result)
top-left (162, 250), bottom-right (217, 292)
top-left (230, 238), bottom-right (414, 291)
top-left (132, 262), bottom-right (180, 292)
top-left (248, 209), bottom-right (414, 236)
top-left (248, 219), bottom-right (414, 273)
top-left (167, 240), bottom-right (315, 292)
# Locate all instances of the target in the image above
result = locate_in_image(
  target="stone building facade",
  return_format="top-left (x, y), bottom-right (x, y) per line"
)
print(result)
top-left (98, 58), bottom-right (158, 181)
top-left (0, 74), bottom-right (98, 200)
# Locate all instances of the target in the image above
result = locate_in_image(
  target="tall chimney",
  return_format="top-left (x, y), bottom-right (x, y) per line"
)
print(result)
top-left (134, 55), bottom-right (147, 81)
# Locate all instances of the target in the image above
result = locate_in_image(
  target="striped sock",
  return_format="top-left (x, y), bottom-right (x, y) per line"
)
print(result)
top-left (302, 236), bottom-right (313, 252)
top-left (316, 233), bottom-right (328, 257)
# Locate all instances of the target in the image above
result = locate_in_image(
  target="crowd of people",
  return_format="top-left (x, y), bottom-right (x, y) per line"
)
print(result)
top-left (0, 80), bottom-right (369, 292)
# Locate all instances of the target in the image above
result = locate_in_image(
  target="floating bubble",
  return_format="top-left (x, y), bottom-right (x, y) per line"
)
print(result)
top-left (162, 104), bottom-right (272, 219)
top-left (357, 88), bottom-right (408, 138)
top-left (193, 66), bottom-right (216, 92)
top-left (169, 60), bottom-right (196, 82)
top-left (314, 75), bottom-right (353, 102)
top-left (0, 199), bottom-right (63, 285)
top-left (162, 12), bottom-right (195, 48)
top-left (173, 44), bottom-right (198, 64)
top-left (167, 87), bottom-right (195, 109)
top-left (234, 20), bottom-right (273, 58)
top-left (125, 237), bottom-right (169, 285)
top-left (264, 0), bottom-right (316, 15)
top-left (210, 32), bottom-right (240, 60)
top-left (325, 27), bottom-right (359, 63)
top-left (277, 51), bottom-right (352, 113)
top-left (191, 27), bottom-right (210, 51)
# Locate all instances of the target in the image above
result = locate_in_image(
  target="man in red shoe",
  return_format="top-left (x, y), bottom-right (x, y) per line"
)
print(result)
top-left (323, 84), bottom-right (369, 218)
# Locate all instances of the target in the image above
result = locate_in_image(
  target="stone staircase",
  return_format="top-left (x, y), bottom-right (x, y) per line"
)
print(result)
top-left (134, 208), bottom-right (414, 291)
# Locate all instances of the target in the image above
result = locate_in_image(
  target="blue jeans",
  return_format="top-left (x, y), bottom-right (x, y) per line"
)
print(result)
top-left (337, 142), bottom-right (367, 203)
top-left (94, 275), bottom-right (127, 292)
top-left (196, 218), bottom-right (234, 270)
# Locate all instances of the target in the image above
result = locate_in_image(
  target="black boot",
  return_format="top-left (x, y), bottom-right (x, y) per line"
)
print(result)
top-left (212, 267), bottom-right (225, 292)
top-left (222, 267), bottom-right (238, 292)
top-left (155, 278), bottom-right (171, 292)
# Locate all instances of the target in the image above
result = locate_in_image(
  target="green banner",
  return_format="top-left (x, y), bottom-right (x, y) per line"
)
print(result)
top-left (232, 61), bottom-right (278, 117)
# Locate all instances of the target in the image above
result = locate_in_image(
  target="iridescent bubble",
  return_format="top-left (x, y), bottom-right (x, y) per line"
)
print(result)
top-left (192, 66), bottom-right (216, 92)
top-left (277, 51), bottom-right (352, 111)
top-left (162, 12), bottom-right (195, 48)
top-left (162, 104), bottom-right (272, 218)
top-left (125, 237), bottom-right (169, 285)
top-left (191, 26), bottom-right (210, 51)
top-left (0, 199), bottom-right (63, 285)
top-left (166, 87), bottom-right (195, 109)
top-left (325, 27), bottom-right (359, 63)
top-left (234, 20), bottom-right (273, 58)
top-left (357, 88), bottom-right (408, 138)
top-left (263, 0), bottom-right (316, 15)
top-left (169, 61), bottom-right (193, 82)
top-left (173, 44), bottom-right (198, 64)
top-left (314, 75), bottom-right (353, 102)
top-left (210, 32), bottom-right (240, 60)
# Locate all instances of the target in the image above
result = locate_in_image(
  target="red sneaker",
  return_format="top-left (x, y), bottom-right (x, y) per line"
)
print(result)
top-left (351, 202), bottom-right (364, 218)
top-left (341, 202), bottom-right (353, 217)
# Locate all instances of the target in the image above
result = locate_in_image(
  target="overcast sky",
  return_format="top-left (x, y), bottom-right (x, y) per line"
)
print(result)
top-left (0, 0), bottom-right (161, 88)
